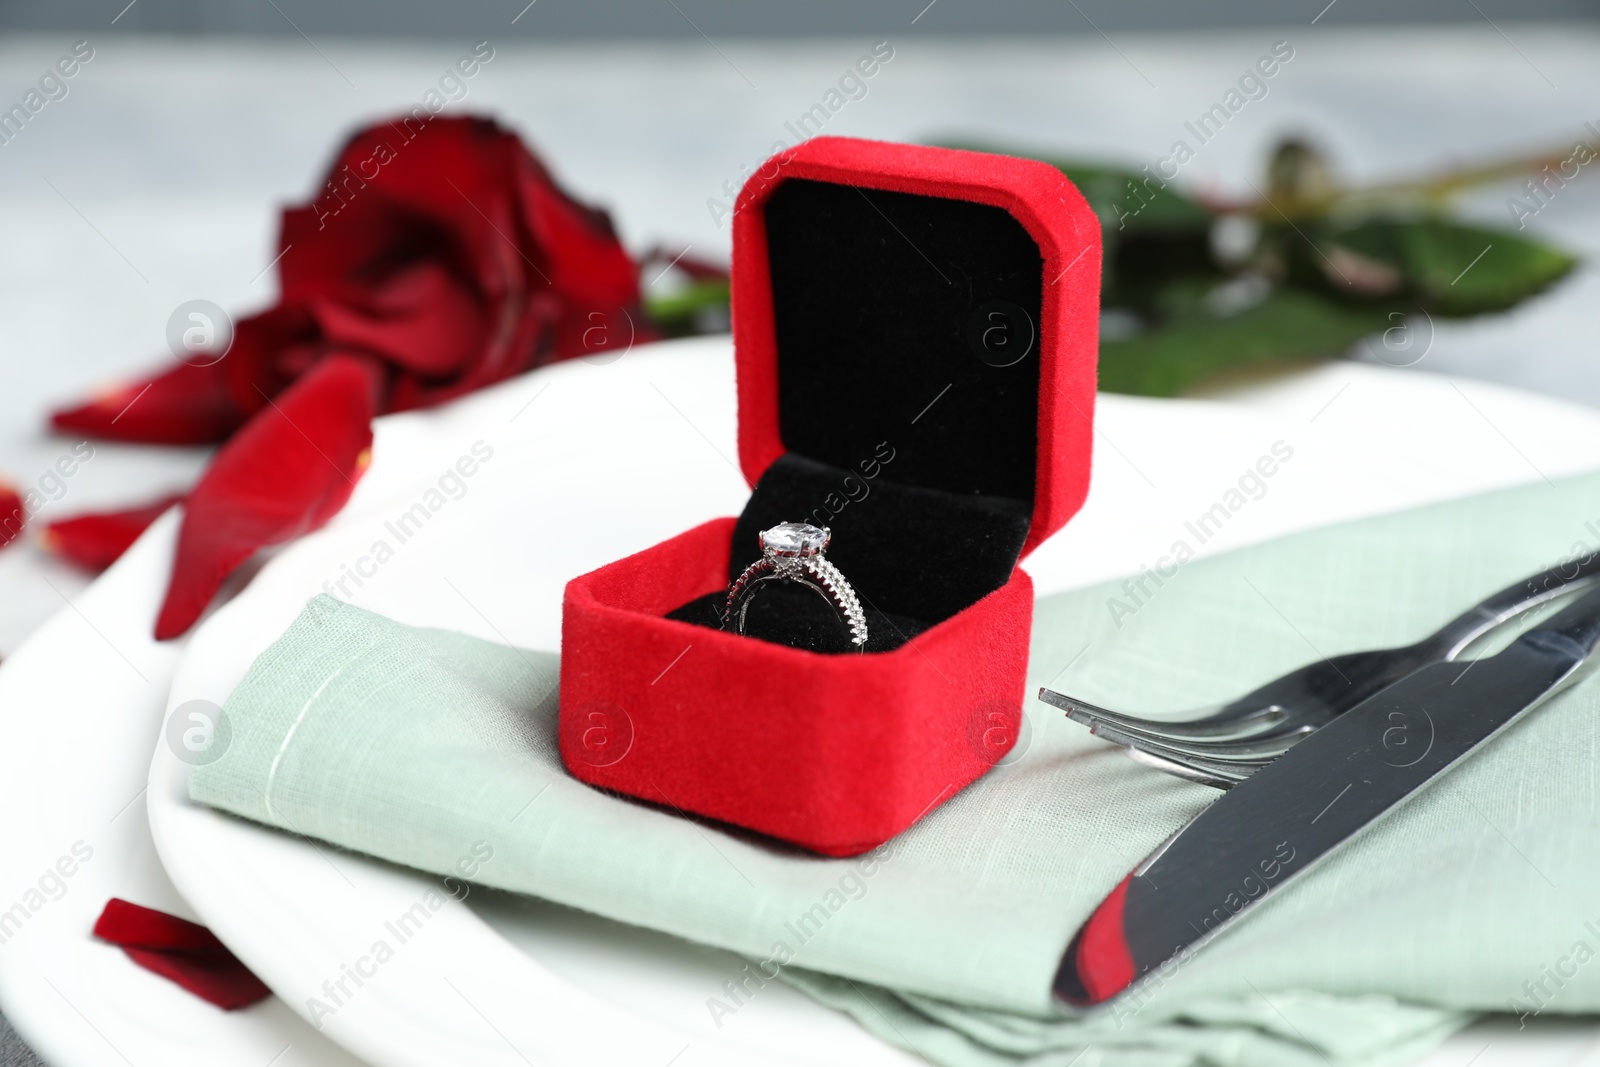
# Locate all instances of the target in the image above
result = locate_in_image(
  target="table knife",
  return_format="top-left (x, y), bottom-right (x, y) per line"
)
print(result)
top-left (1052, 581), bottom-right (1600, 1010)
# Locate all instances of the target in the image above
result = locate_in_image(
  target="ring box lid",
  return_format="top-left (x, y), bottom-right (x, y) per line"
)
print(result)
top-left (730, 136), bottom-right (1102, 560)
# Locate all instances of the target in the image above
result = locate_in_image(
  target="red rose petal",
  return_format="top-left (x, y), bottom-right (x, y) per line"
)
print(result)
top-left (278, 117), bottom-right (523, 305)
top-left (513, 143), bottom-right (641, 311)
top-left (0, 482), bottom-right (23, 550)
top-left (640, 245), bottom-right (730, 283)
top-left (673, 253), bottom-right (728, 283)
top-left (51, 360), bottom-right (249, 446)
top-left (154, 354), bottom-right (382, 640)
top-left (95, 899), bottom-right (272, 1010)
top-left (94, 897), bottom-right (232, 953)
top-left (307, 260), bottom-right (485, 378)
top-left (49, 306), bottom-right (316, 446)
top-left (41, 493), bottom-right (185, 573)
top-left (120, 946), bottom-right (272, 1011)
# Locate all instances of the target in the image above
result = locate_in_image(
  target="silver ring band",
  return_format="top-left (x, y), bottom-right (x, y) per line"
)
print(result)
top-left (721, 522), bottom-right (868, 648)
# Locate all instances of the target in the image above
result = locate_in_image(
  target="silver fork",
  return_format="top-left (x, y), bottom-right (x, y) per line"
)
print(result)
top-left (1041, 553), bottom-right (1600, 788)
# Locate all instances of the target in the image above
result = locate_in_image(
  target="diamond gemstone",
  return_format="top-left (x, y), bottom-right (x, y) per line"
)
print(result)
top-left (762, 521), bottom-right (827, 557)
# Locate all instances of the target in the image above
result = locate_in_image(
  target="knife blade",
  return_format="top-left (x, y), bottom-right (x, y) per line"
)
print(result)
top-left (1051, 581), bottom-right (1600, 1011)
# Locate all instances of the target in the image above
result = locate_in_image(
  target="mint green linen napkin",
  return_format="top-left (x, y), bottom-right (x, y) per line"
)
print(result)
top-left (192, 470), bottom-right (1600, 1065)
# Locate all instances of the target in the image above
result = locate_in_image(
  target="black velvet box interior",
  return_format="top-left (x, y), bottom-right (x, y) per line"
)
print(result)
top-left (667, 177), bottom-right (1045, 653)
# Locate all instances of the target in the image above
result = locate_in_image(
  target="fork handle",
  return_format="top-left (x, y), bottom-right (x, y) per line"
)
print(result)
top-left (1430, 552), bottom-right (1600, 660)
top-left (1524, 582), bottom-right (1600, 657)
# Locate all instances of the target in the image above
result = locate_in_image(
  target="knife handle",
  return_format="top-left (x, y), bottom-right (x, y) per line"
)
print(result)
top-left (1051, 874), bottom-right (1135, 1006)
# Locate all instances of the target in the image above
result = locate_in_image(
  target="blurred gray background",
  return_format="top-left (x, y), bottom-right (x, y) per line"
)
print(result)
top-left (0, 0), bottom-right (1596, 36)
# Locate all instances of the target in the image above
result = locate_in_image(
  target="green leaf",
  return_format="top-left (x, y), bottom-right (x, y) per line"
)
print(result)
top-left (1323, 219), bottom-right (1576, 316)
top-left (1098, 287), bottom-right (1395, 397)
top-left (644, 278), bottom-right (730, 337)
top-left (929, 141), bottom-right (1213, 234)
top-left (1056, 162), bottom-right (1214, 234)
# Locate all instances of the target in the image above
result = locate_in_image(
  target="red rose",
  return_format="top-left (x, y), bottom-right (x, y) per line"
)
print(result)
top-left (48, 114), bottom-right (650, 637)
top-left (56, 114), bottom-right (646, 441)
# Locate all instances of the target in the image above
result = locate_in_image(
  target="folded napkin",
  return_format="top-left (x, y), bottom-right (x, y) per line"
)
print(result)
top-left (192, 470), bottom-right (1600, 1065)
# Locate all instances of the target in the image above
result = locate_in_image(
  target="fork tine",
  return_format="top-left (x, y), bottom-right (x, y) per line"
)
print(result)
top-left (1117, 744), bottom-right (1255, 790)
top-left (1079, 716), bottom-right (1312, 759)
top-left (1091, 722), bottom-right (1284, 769)
top-left (1038, 687), bottom-right (1287, 740)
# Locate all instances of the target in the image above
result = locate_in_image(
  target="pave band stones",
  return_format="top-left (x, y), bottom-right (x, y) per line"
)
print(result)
top-left (721, 522), bottom-right (868, 649)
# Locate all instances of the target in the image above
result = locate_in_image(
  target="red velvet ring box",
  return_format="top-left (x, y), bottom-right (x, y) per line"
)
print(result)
top-left (559, 136), bottom-right (1101, 856)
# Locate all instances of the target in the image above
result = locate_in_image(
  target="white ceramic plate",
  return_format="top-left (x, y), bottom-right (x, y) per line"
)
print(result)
top-left (147, 338), bottom-right (1600, 1066)
top-left (8, 336), bottom-right (1600, 1064)
top-left (0, 512), bottom-right (368, 1067)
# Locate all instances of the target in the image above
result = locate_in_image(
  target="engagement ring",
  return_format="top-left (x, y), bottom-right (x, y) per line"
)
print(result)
top-left (721, 522), bottom-right (868, 648)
